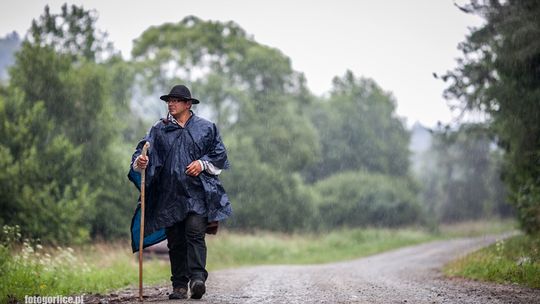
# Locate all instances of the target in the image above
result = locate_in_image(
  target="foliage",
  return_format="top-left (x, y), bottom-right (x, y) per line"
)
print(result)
top-left (312, 171), bottom-right (422, 228)
top-left (418, 124), bottom-right (512, 223)
top-left (443, 0), bottom-right (540, 233)
top-left (130, 15), bottom-right (315, 139)
top-left (305, 71), bottom-right (411, 182)
top-left (220, 136), bottom-right (317, 232)
top-left (131, 16), bottom-right (303, 99)
top-left (28, 4), bottom-right (113, 61)
top-left (0, 91), bottom-right (93, 243)
top-left (230, 93), bottom-right (321, 172)
top-left (0, 5), bottom-right (137, 242)
top-left (445, 234), bottom-right (540, 289)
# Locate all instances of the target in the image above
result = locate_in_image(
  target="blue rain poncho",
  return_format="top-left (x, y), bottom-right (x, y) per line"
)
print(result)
top-left (128, 113), bottom-right (232, 252)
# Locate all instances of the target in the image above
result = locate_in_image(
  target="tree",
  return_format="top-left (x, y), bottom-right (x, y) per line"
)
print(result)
top-left (1, 5), bottom-right (137, 242)
top-left (28, 4), bottom-right (113, 61)
top-left (220, 136), bottom-right (316, 232)
top-left (0, 90), bottom-right (94, 243)
top-left (230, 92), bottom-right (320, 172)
top-left (420, 124), bottom-right (511, 223)
top-left (131, 16), bottom-right (310, 129)
top-left (305, 71), bottom-right (411, 182)
top-left (442, 0), bottom-right (540, 233)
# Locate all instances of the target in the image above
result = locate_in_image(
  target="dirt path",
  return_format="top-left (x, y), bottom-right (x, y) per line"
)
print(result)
top-left (88, 234), bottom-right (539, 303)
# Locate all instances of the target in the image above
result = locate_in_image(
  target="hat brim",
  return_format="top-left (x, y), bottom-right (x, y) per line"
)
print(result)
top-left (159, 94), bottom-right (200, 104)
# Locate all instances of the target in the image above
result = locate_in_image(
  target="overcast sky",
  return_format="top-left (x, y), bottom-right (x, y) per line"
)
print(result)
top-left (0, 0), bottom-right (483, 128)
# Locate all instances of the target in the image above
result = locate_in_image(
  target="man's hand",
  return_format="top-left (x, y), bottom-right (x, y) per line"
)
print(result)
top-left (186, 160), bottom-right (203, 176)
top-left (136, 155), bottom-right (149, 169)
top-left (206, 221), bottom-right (219, 235)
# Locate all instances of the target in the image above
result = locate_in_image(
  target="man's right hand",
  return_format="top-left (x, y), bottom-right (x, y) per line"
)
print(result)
top-left (136, 155), bottom-right (149, 169)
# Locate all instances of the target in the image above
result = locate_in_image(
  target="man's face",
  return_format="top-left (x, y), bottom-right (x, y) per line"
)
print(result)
top-left (167, 98), bottom-right (191, 116)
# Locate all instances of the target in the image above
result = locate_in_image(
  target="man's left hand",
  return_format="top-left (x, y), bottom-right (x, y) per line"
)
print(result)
top-left (206, 221), bottom-right (219, 235)
top-left (185, 160), bottom-right (203, 176)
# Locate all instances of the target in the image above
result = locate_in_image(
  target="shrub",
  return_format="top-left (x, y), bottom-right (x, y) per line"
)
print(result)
top-left (312, 171), bottom-right (423, 229)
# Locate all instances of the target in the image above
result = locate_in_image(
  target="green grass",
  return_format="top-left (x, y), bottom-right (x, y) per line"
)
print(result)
top-left (0, 220), bottom-right (517, 301)
top-left (437, 219), bottom-right (518, 238)
top-left (444, 234), bottom-right (540, 289)
top-left (0, 241), bottom-right (171, 301)
top-left (207, 220), bottom-right (518, 269)
top-left (207, 228), bottom-right (437, 268)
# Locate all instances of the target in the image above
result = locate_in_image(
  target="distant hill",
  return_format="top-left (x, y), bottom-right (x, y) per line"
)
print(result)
top-left (0, 31), bottom-right (21, 82)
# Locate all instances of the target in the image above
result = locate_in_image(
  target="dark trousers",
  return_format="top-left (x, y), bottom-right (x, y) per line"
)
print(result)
top-left (166, 213), bottom-right (208, 288)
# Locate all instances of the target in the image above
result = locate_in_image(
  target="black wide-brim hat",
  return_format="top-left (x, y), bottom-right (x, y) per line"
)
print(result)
top-left (160, 85), bottom-right (200, 104)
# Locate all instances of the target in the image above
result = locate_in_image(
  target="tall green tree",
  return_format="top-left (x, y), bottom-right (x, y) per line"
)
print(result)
top-left (131, 16), bottom-right (311, 128)
top-left (221, 136), bottom-right (317, 232)
top-left (131, 16), bottom-right (301, 91)
top-left (443, 0), bottom-right (540, 233)
top-left (0, 89), bottom-right (94, 243)
top-left (305, 71), bottom-right (410, 182)
top-left (28, 4), bottom-right (112, 62)
top-left (1, 4), bottom-right (136, 241)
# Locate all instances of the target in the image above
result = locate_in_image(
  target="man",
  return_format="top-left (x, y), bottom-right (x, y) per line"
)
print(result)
top-left (129, 84), bottom-right (232, 300)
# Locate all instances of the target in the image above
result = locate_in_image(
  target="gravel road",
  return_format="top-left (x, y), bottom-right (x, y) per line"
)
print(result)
top-left (88, 234), bottom-right (539, 304)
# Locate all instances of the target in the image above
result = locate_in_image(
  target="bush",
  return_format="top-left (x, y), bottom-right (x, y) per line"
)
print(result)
top-left (515, 182), bottom-right (540, 234)
top-left (221, 136), bottom-right (317, 232)
top-left (312, 171), bottom-right (423, 229)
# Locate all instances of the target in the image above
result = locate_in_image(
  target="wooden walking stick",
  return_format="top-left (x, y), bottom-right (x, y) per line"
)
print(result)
top-left (139, 142), bottom-right (150, 301)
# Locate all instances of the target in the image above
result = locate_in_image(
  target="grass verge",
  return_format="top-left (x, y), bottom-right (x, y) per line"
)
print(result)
top-left (207, 228), bottom-right (437, 268)
top-left (0, 219), bottom-right (516, 301)
top-left (444, 234), bottom-right (540, 289)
